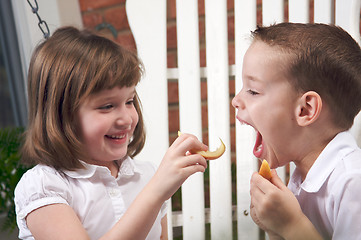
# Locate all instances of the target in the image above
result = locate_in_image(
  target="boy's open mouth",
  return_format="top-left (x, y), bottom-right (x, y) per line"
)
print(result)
top-left (253, 131), bottom-right (263, 158)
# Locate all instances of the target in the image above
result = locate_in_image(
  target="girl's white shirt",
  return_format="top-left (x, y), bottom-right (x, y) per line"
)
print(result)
top-left (14, 156), bottom-right (167, 240)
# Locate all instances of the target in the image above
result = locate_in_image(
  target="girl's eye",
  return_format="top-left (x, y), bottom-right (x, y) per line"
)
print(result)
top-left (99, 104), bottom-right (113, 110)
top-left (126, 99), bottom-right (135, 105)
top-left (247, 89), bottom-right (259, 96)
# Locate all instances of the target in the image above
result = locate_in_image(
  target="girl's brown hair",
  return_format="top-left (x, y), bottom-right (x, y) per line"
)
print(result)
top-left (252, 23), bottom-right (361, 130)
top-left (22, 26), bottom-right (145, 170)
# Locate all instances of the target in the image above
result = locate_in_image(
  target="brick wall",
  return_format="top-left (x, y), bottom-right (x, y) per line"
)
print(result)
top-left (78, 0), bottom-right (360, 163)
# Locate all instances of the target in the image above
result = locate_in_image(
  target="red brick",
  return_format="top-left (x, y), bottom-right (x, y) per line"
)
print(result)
top-left (116, 33), bottom-right (137, 51)
top-left (104, 6), bottom-right (129, 31)
top-left (228, 43), bottom-right (235, 65)
top-left (309, 0), bottom-right (314, 23)
top-left (202, 131), bottom-right (209, 146)
top-left (230, 126), bottom-right (236, 155)
top-left (200, 48), bottom-right (206, 67)
top-left (199, 19), bottom-right (206, 44)
top-left (284, 1), bottom-right (289, 22)
top-left (167, 51), bottom-right (178, 68)
top-left (168, 81), bottom-right (179, 104)
top-left (167, 24), bottom-right (177, 50)
top-left (201, 104), bottom-right (208, 131)
top-left (199, 0), bottom-right (205, 17)
top-left (257, 6), bottom-right (262, 25)
top-left (229, 78), bottom-right (235, 96)
top-left (168, 134), bottom-right (178, 147)
top-left (79, 0), bottom-right (125, 12)
top-left (228, 15), bottom-right (234, 42)
top-left (229, 100), bottom-right (235, 125)
top-left (82, 12), bottom-right (103, 28)
top-left (201, 81), bottom-right (207, 101)
top-left (227, 0), bottom-right (234, 11)
top-left (168, 107), bottom-right (180, 132)
top-left (167, 0), bottom-right (176, 20)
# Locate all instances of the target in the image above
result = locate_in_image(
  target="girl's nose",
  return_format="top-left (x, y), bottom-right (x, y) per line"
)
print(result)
top-left (116, 109), bottom-right (133, 126)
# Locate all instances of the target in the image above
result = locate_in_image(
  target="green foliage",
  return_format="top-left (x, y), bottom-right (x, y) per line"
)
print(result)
top-left (0, 127), bottom-right (30, 232)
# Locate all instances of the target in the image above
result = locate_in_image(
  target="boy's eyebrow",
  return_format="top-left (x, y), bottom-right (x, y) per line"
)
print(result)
top-left (243, 74), bottom-right (260, 82)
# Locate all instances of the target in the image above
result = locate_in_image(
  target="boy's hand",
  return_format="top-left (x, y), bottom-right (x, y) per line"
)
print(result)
top-left (250, 169), bottom-right (304, 238)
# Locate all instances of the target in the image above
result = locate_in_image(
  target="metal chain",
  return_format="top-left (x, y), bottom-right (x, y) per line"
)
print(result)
top-left (27, 0), bottom-right (50, 39)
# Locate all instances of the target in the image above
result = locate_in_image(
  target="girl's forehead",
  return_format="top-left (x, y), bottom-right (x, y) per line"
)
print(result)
top-left (87, 85), bottom-right (136, 99)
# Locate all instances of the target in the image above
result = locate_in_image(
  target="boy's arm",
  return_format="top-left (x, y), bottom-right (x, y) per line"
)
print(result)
top-left (250, 170), bottom-right (322, 240)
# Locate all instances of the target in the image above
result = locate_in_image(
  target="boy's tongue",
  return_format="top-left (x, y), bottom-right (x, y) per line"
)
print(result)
top-left (253, 132), bottom-right (264, 158)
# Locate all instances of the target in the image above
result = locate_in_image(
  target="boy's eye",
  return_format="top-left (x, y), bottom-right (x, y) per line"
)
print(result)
top-left (247, 89), bottom-right (259, 95)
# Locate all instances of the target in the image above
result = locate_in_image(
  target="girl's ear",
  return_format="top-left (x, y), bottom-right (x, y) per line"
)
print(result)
top-left (295, 91), bottom-right (322, 127)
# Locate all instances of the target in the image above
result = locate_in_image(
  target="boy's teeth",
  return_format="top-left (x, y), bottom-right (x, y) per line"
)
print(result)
top-left (256, 144), bottom-right (262, 152)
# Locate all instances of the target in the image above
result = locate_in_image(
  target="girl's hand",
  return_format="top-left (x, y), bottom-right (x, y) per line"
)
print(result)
top-left (151, 133), bottom-right (208, 201)
top-left (250, 169), bottom-right (304, 238)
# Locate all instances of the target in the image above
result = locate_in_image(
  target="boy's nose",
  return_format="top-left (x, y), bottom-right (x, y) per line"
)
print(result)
top-left (232, 91), bottom-right (244, 110)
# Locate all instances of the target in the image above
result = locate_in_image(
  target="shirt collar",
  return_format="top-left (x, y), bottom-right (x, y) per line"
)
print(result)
top-left (62, 156), bottom-right (142, 179)
top-left (298, 131), bottom-right (357, 192)
top-left (116, 156), bottom-right (143, 178)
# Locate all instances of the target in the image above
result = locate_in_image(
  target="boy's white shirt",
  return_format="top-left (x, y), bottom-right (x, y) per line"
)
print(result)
top-left (14, 156), bottom-right (167, 240)
top-left (288, 131), bottom-right (361, 239)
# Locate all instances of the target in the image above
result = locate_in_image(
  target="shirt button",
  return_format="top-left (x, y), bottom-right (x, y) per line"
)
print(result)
top-left (109, 188), bottom-right (119, 197)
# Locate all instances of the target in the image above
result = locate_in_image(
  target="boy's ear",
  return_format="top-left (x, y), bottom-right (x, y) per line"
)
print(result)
top-left (295, 91), bottom-right (322, 127)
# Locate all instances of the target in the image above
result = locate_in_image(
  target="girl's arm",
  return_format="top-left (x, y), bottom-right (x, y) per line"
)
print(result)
top-left (26, 133), bottom-right (207, 240)
top-left (160, 215), bottom-right (168, 240)
top-left (250, 170), bottom-right (322, 240)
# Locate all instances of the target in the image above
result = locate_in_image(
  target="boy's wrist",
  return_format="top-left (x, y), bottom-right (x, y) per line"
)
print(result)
top-left (281, 214), bottom-right (322, 240)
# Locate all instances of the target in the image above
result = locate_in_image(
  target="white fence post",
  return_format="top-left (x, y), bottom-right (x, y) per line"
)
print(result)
top-left (205, 0), bottom-right (233, 239)
top-left (176, 0), bottom-right (205, 239)
top-left (289, 0), bottom-right (310, 23)
top-left (126, 0), bottom-right (172, 237)
top-left (234, 0), bottom-right (260, 239)
top-left (314, 0), bottom-right (334, 24)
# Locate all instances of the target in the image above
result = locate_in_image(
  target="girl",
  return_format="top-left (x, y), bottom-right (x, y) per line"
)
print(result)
top-left (15, 26), bottom-right (208, 240)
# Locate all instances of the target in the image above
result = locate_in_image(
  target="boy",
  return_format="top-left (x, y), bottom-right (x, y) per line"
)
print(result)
top-left (232, 23), bottom-right (361, 239)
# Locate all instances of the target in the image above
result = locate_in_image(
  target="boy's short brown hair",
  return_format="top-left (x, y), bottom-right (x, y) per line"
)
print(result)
top-left (22, 26), bottom-right (146, 170)
top-left (251, 23), bottom-right (361, 129)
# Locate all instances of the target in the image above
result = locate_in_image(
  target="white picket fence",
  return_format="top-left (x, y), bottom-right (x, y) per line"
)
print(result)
top-left (127, 0), bottom-right (361, 239)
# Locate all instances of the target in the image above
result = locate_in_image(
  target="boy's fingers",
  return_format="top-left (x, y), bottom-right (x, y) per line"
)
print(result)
top-left (251, 171), bottom-right (275, 192)
top-left (270, 169), bottom-right (288, 190)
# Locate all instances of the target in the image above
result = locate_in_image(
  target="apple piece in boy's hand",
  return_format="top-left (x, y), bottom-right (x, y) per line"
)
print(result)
top-left (259, 159), bottom-right (272, 181)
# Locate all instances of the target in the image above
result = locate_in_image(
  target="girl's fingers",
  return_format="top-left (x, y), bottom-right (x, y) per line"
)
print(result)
top-left (178, 154), bottom-right (207, 169)
top-left (181, 163), bottom-right (207, 176)
top-left (171, 133), bottom-right (208, 155)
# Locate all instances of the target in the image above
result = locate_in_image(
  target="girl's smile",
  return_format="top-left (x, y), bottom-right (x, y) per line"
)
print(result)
top-left (77, 86), bottom-right (139, 170)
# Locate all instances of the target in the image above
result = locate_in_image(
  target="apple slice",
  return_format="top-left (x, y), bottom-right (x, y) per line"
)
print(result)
top-left (178, 131), bottom-right (226, 160)
top-left (259, 159), bottom-right (272, 181)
